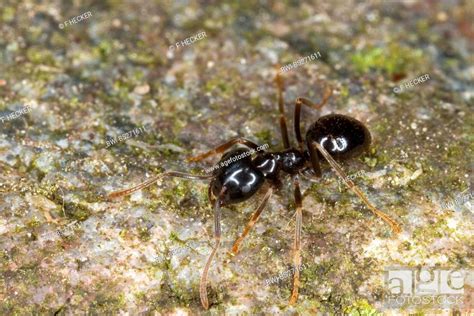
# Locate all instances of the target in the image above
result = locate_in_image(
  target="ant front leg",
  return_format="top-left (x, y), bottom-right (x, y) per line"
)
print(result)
top-left (307, 138), bottom-right (322, 177)
top-left (200, 187), bottom-right (227, 310)
top-left (187, 137), bottom-right (260, 162)
top-left (229, 187), bottom-right (273, 256)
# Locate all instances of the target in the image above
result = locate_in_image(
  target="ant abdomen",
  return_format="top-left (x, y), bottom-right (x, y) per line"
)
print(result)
top-left (306, 114), bottom-right (371, 160)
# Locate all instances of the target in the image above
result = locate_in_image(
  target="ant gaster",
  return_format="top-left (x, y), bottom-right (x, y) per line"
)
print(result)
top-left (108, 70), bottom-right (402, 310)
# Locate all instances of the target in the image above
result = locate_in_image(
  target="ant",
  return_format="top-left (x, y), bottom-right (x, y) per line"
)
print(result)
top-left (107, 69), bottom-right (402, 310)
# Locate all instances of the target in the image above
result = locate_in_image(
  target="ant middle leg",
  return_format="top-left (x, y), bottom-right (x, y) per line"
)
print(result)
top-left (187, 137), bottom-right (260, 162)
top-left (294, 86), bottom-right (333, 150)
top-left (229, 187), bottom-right (273, 256)
top-left (297, 84), bottom-right (333, 110)
top-left (289, 176), bottom-right (304, 305)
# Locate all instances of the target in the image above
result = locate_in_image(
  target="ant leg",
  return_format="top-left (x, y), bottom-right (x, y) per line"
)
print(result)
top-left (187, 137), bottom-right (260, 162)
top-left (294, 98), bottom-right (303, 150)
top-left (298, 85), bottom-right (333, 110)
top-left (275, 68), bottom-right (290, 149)
top-left (208, 185), bottom-right (216, 205)
top-left (312, 141), bottom-right (402, 234)
top-left (107, 171), bottom-right (213, 199)
top-left (299, 168), bottom-right (320, 183)
top-left (229, 187), bottom-right (273, 256)
top-left (200, 187), bottom-right (227, 310)
top-left (289, 176), bottom-right (303, 305)
top-left (307, 139), bottom-right (322, 177)
top-left (294, 86), bottom-right (333, 149)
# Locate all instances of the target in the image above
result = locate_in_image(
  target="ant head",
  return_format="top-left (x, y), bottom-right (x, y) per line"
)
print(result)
top-left (211, 148), bottom-right (265, 205)
top-left (306, 114), bottom-right (371, 160)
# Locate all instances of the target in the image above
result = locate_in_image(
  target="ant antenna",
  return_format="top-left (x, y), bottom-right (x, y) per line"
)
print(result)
top-left (107, 171), bottom-right (212, 199)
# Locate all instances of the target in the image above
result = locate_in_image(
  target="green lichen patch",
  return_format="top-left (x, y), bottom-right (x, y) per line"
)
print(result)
top-left (350, 43), bottom-right (424, 77)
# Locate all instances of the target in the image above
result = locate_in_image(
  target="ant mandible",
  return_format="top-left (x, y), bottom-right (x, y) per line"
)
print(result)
top-left (107, 69), bottom-right (402, 310)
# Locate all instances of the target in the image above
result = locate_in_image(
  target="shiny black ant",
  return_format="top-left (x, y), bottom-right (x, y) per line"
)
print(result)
top-left (107, 70), bottom-right (401, 310)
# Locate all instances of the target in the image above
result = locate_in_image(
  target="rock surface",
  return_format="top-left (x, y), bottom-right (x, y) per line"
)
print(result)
top-left (0, 1), bottom-right (472, 314)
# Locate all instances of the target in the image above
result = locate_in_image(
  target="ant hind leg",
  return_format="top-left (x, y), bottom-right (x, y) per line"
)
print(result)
top-left (312, 141), bottom-right (401, 234)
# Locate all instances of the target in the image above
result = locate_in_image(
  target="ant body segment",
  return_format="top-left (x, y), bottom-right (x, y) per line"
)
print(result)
top-left (108, 70), bottom-right (401, 309)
